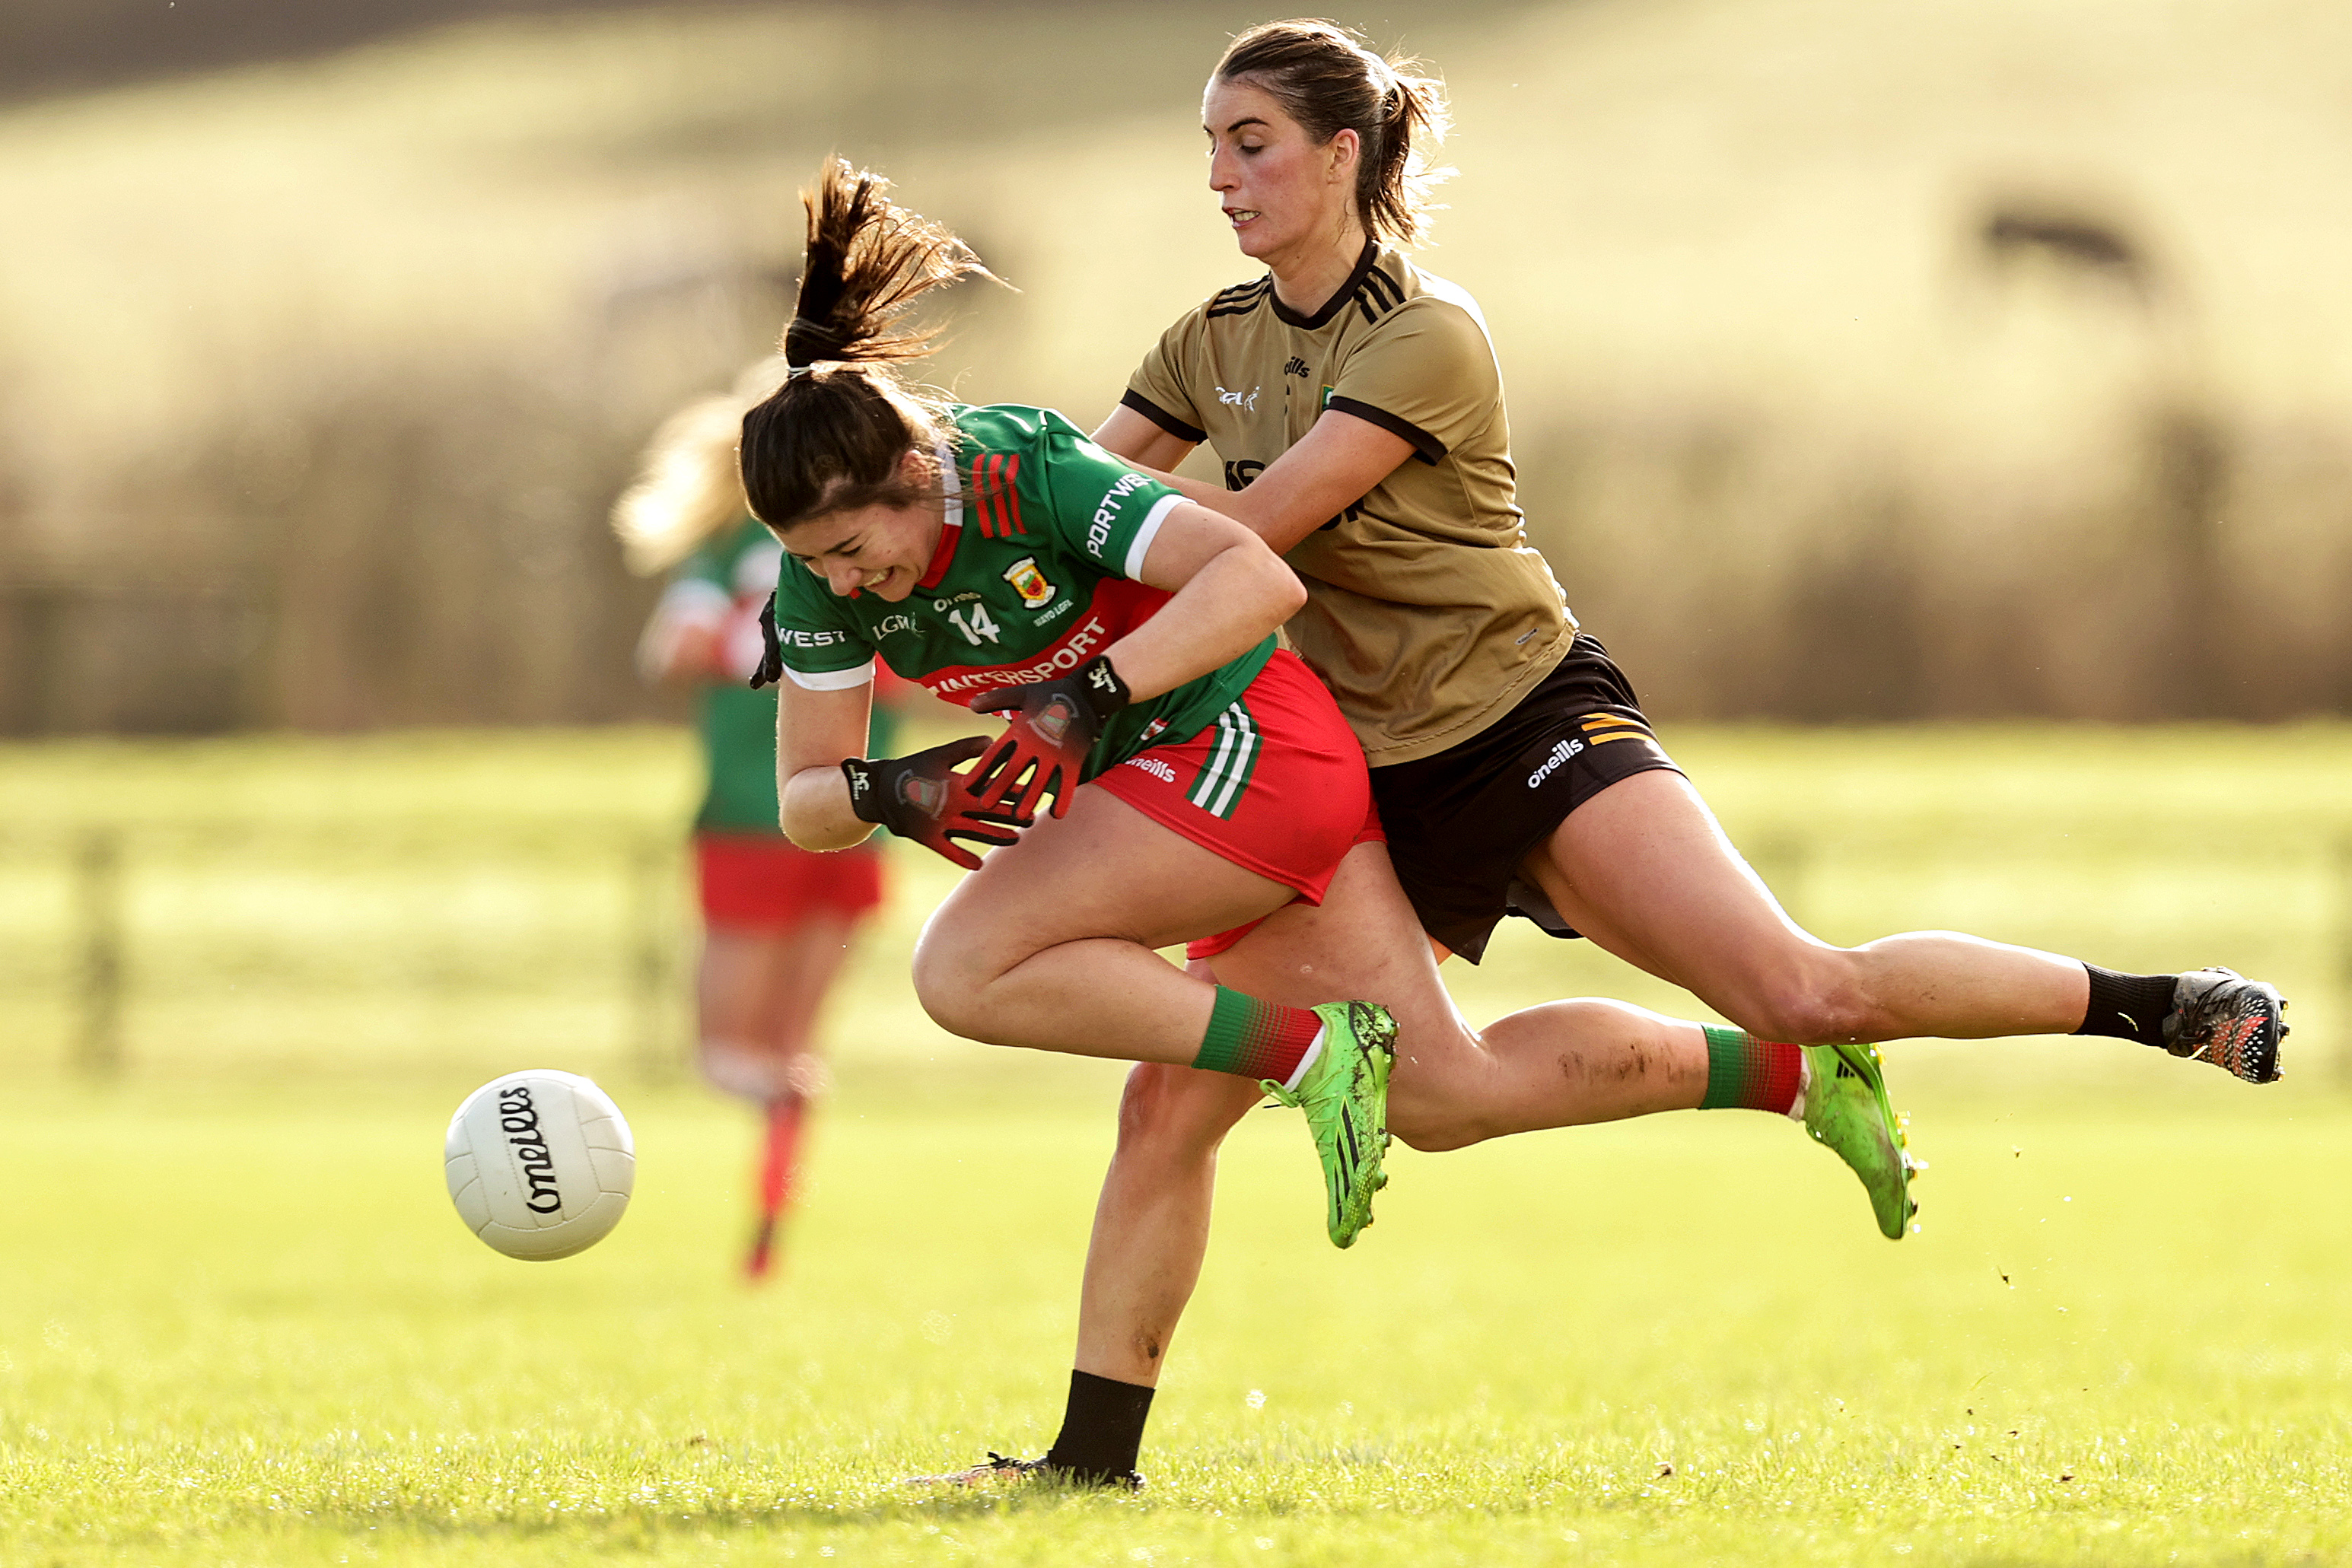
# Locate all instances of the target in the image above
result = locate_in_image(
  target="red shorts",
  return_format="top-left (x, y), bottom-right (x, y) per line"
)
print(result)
top-left (1089, 649), bottom-right (1381, 956)
top-left (694, 832), bottom-right (884, 930)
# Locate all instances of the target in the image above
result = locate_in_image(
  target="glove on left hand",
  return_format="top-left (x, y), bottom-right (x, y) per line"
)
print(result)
top-left (965, 655), bottom-right (1132, 822)
top-left (842, 738), bottom-right (1021, 871)
top-left (749, 593), bottom-right (785, 690)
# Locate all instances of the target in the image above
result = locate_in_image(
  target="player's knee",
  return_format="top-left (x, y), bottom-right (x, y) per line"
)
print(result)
top-left (1727, 968), bottom-right (1877, 1045)
top-left (908, 928), bottom-right (995, 1039)
top-left (1115, 1063), bottom-right (1252, 1159)
top-left (1383, 1043), bottom-right (1501, 1154)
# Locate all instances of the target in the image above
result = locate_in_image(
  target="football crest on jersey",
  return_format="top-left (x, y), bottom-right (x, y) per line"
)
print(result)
top-left (1001, 556), bottom-right (1056, 609)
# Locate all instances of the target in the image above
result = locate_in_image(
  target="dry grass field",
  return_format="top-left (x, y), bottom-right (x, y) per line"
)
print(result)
top-left (7, 0), bottom-right (2352, 726)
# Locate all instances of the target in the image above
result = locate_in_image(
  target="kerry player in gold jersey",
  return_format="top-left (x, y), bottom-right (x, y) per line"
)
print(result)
top-left (757, 158), bottom-right (1958, 1495)
top-left (946, 17), bottom-right (2289, 1490)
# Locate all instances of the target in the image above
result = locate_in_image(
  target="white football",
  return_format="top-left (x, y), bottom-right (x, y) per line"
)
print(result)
top-left (444, 1070), bottom-right (635, 1261)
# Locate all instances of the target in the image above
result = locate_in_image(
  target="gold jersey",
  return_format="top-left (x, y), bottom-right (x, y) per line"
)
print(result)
top-left (1124, 242), bottom-right (1576, 766)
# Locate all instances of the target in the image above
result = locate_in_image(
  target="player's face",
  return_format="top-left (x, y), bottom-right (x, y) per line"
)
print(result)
top-left (780, 495), bottom-right (937, 603)
top-left (1203, 78), bottom-right (1358, 269)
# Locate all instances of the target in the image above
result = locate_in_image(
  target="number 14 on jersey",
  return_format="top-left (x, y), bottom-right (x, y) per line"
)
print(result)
top-left (948, 603), bottom-right (1001, 647)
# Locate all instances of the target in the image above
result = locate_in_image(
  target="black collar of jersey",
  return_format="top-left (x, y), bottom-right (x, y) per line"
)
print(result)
top-left (1270, 236), bottom-right (1383, 331)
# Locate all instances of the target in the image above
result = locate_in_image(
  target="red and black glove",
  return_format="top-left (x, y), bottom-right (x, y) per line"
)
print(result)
top-left (842, 738), bottom-right (1020, 871)
top-left (965, 656), bottom-right (1132, 823)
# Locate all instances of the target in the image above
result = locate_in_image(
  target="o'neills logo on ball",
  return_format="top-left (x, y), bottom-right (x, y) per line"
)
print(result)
top-left (498, 1083), bottom-right (564, 1214)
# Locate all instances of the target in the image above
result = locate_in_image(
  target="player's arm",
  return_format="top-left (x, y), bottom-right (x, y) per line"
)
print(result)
top-left (962, 498), bottom-right (1303, 824)
top-left (1091, 405), bottom-right (1197, 473)
top-left (775, 678), bottom-right (877, 850)
top-left (778, 657), bottom-right (1011, 869)
top-left (1104, 503), bottom-right (1304, 700)
top-left (1095, 409), bottom-right (1416, 555)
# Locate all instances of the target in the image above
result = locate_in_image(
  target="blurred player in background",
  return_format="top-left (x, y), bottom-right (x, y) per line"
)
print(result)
top-left (614, 372), bottom-right (902, 1277)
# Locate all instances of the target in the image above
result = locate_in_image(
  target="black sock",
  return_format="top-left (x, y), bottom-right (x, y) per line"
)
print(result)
top-left (1042, 1369), bottom-right (1154, 1482)
top-left (2074, 965), bottom-right (2176, 1049)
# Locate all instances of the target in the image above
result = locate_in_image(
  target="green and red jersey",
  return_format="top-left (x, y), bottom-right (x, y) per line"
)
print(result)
top-left (665, 516), bottom-right (899, 835)
top-left (771, 404), bottom-right (1275, 779)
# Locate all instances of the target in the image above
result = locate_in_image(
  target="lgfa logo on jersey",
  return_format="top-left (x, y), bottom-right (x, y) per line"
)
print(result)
top-left (1001, 557), bottom-right (1057, 609)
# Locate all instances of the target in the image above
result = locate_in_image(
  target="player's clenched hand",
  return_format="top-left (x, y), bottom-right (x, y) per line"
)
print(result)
top-left (840, 738), bottom-right (1020, 871)
top-left (964, 656), bottom-right (1131, 822)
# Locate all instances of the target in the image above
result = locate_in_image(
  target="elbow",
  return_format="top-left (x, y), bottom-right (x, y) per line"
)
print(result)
top-left (776, 768), bottom-right (867, 851)
top-left (1249, 552), bottom-right (1306, 619)
top-left (778, 804), bottom-right (868, 853)
top-left (781, 820), bottom-right (870, 854)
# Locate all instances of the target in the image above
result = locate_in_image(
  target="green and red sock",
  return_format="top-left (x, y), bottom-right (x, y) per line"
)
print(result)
top-left (1190, 988), bottom-right (1322, 1089)
top-left (1698, 1024), bottom-right (1803, 1114)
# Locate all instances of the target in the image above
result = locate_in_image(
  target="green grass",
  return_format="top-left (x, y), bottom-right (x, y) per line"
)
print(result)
top-left (2, 722), bottom-right (2348, 1563)
top-left (5, 1092), bottom-right (2348, 1566)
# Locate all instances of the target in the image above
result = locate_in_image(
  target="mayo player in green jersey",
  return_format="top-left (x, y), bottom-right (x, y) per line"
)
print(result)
top-left (614, 368), bottom-right (905, 1277)
top-left (748, 161), bottom-right (1404, 1267)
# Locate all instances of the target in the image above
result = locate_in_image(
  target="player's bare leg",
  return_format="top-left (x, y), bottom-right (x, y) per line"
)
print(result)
top-left (910, 788), bottom-right (1300, 1064)
top-left (1525, 770), bottom-right (2284, 1081)
top-left (1070, 843), bottom-right (1717, 1384)
top-left (1214, 842), bottom-right (1711, 1151)
top-left (697, 920), bottom-right (854, 1277)
top-left (916, 786), bottom-right (1396, 1242)
top-left (696, 919), bottom-right (852, 1102)
top-left (1072, 1064), bottom-right (1264, 1388)
top-left (1524, 771), bottom-right (2083, 1041)
top-left (989, 838), bottom-right (1877, 1487)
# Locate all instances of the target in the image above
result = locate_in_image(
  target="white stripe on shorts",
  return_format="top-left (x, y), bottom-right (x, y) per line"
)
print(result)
top-left (1189, 701), bottom-right (1259, 819)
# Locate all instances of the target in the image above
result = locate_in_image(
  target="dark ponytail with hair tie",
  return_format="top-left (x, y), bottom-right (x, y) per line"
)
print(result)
top-left (738, 160), bottom-right (998, 530)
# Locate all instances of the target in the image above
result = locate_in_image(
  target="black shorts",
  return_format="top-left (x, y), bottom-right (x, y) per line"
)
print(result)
top-left (1367, 635), bottom-right (1681, 962)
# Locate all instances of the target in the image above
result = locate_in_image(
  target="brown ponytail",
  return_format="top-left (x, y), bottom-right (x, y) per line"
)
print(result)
top-left (740, 160), bottom-right (997, 531)
top-left (1214, 20), bottom-right (1453, 246)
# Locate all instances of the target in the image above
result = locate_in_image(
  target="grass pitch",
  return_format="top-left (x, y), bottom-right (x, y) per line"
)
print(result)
top-left (5, 1091), bottom-right (2348, 1567)
top-left (2, 722), bottom-right (2349, 1564)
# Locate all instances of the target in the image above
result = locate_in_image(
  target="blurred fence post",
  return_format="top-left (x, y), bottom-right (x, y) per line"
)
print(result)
top-left (73, 825), bottom-right (125, 1080)
top-left (625, 831), bottom-right (679, 1085)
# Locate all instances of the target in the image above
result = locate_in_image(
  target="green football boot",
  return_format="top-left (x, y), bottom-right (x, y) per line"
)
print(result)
top-left (1262, 1000), bottom-right (1396, 1249)
top-left (1800, 1042), bottom-right (1921, 1241)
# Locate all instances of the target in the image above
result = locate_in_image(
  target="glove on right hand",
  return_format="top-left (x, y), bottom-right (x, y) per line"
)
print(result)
top-left (841, 737), bottom-right (1020, 871)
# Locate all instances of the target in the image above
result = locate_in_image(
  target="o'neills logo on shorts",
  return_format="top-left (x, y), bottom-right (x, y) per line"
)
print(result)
top-left (1526, 738), bottom-right (1584, 790)
top-left (498, 1084), bottom-right (564, 1214)
top-left (1122, 755), bottom-right (1178, 784)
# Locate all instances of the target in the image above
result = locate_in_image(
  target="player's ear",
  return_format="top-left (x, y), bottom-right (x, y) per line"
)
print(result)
top-left (1326, 126), bottom-right (1360, 183)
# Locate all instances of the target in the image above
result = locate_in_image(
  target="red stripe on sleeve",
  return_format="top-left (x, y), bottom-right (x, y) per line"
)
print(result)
top-left (1001, 453), bottom-right (1024, 535)
top-left (968, 458), bottom-right (993, 537)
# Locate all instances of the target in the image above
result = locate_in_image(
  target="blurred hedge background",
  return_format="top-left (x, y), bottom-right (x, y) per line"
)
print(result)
top-left (5, 0), bottom-right (2352, 733)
